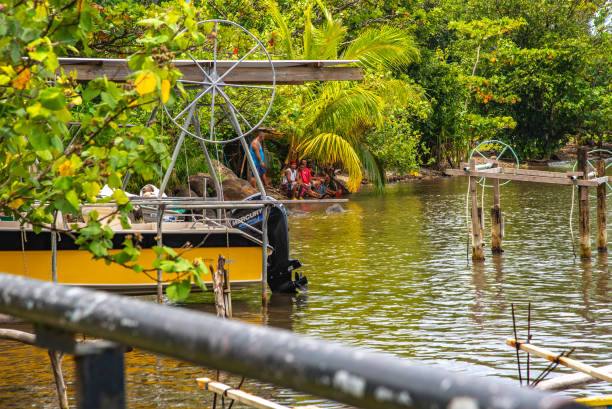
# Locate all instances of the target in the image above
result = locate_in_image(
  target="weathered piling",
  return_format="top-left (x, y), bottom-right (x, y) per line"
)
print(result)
top-left (478, 207), bottom-right (484, 242)
top-left (490, 169), bottom-right (503, 253)
top-left (578, 148), bottom-right (591, 258)
top-left (212, 255), bottom-right (232, 319)
top-left (470, 160), bottom-right (485, 260)
top-left (596, 159), bottom-right (607, 252)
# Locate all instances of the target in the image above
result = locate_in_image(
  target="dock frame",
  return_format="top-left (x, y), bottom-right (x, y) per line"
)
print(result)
top-left (446, 147), bottom-right (609, 260)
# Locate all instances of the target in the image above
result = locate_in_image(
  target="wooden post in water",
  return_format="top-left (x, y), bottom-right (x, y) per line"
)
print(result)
top-left (490, 173), bottom-right (503, 254)
top-left (596, 159), bottom-right (607, 252)
top-left (470, 160), bottom-right (485, 260)
top-left (478, 207), bottom-right (484, 243)
top-left (578, 147), bottom-right (591, 258)
top-left (211, 255), bottom-right (232, 319)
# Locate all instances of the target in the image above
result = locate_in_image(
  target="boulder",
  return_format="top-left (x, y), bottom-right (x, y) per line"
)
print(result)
top-left (221, 178), bottom-right (258, 200)
top-left (171, 186), bottom-right (198, 197)
top-left (325, 204), bottom-right (346, 214)
top-left (188, 173), bottom-right (208, 197)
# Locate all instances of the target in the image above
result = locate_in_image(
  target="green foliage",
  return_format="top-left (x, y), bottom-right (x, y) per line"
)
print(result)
top-left (0, 0), bottom-right (218, 301)
top-left (407, 0), bottom-right (611, 163)
top-left (364, 106), bottom-right (429, 178)
top-left (269, 0), bottom-right (423, 191)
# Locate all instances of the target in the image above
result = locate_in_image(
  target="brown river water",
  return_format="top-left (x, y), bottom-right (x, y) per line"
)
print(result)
top-left (1, 172), bottom-right (611, 408)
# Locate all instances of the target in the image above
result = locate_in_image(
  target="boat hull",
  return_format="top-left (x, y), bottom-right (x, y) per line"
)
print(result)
top-left (0, 228), bottom-right (263, 295)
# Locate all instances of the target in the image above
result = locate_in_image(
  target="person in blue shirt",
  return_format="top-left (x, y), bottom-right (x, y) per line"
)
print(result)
top-left (250, 131), bottom-right (270, 188)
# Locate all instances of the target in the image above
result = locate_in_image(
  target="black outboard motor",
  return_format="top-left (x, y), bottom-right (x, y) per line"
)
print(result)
top-left (230, 193), bottom-right (306, 293)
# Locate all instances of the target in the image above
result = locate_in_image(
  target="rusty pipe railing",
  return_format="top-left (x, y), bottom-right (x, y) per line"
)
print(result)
top-left (0, 274), bottom-right (584, 409)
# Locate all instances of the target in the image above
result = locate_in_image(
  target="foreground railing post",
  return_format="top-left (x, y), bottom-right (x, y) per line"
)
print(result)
top-left (75, 341), bottom-right (126, 409)
top-left (34, 324), bottom-right (126, 409)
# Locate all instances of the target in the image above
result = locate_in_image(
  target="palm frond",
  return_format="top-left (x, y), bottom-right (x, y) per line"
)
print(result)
top-left (355, 144), bottom-right (386, 193)
top-left (298, 132), bottom-right (363, 192)
top-left (266, 0), bottom-right (296, 59)
top-left (303, 83), bottom-right (383, 138)
top-left (303, 5), bottom-right (315, 59)
top-left (370, 79), bottom-right (424, 107)
top-left (312, 18), bottom-right (347, 59)
top-left (341, 26), bottom-right (420, 70)
top-left (315, 0), bottom-right (334, 24)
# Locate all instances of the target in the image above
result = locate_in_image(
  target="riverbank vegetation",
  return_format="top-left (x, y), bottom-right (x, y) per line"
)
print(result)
top-left (1, 0), bottom-right (609, 195)
top-left (0, 0), bottom-right (610, 295)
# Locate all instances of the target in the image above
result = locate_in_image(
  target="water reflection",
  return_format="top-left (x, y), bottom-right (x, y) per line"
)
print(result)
top-left (1, 177), bottom-right (612, 407)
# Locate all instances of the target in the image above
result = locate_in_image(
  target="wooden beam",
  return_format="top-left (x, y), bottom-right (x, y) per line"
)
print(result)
top-left (506, 339), bottom-right (612, 383)
top-left (58, 59), bottom-right (363, 84)
top-left (445, 169), bottom-right (607, 186)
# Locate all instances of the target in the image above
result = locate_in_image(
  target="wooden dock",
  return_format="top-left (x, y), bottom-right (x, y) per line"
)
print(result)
top-left (447, 147), bottom-right (609, 260)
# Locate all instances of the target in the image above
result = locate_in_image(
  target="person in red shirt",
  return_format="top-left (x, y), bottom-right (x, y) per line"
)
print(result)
top-left (297, 159), bottom-right (323, 199)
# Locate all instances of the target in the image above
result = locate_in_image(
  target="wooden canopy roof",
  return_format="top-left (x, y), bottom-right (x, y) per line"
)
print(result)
top-left (58, 58), bottom-right (363, 85)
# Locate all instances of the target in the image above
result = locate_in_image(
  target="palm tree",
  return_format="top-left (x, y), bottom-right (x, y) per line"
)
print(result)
top-left (268, 0), bottom-right (422, 191)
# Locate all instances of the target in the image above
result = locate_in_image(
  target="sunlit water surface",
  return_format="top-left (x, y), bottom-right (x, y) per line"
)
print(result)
top-left (1, 174), bottom-right (611, 408)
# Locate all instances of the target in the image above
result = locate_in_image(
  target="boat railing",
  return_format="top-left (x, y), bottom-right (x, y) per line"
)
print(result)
top-left (0, 274), bottom-right (584, 409)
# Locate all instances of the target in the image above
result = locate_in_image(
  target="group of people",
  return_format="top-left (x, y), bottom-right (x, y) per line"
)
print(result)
top-left (281, 159), bottom-right (341, 199)
top-left (249, 131), bottom-right (341, 199)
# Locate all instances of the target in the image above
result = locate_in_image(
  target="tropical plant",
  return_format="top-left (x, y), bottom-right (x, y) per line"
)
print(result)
top-left (0, 0), bottom-right (220, 301)
top-left (268, 0), bottom-right (423, 191)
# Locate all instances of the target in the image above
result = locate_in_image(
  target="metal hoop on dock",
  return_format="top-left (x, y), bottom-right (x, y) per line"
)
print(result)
top-left (468, 139), bottom-right (520, 187)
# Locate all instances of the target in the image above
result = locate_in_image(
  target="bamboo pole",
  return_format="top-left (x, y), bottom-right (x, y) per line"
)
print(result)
top-left (535, 364), bottom-right (612, 391)
top-left (578, 147), bottom-right (591, 258)
top-left (491, 176), bottom-right (503, 253)
top-left (470, 160), bottom-right (485, 260)
top-left (506, 339), bottom-right (612, 383)
top-left (596, 159), bottom-right (607, 252)
top-left (197, 377), bottom-right (322, 409)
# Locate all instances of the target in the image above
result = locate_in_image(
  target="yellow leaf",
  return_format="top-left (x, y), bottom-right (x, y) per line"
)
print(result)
top-left (135, 72), bottom-right (156, 95)
top-left (161, 79), bottom-right (170, 103)
top-left (58, 159), bottom-right (74, 176)
top-left (8, 198), bottom-right (23, 210)
top-left (12, 68), bottom-right (31, 90)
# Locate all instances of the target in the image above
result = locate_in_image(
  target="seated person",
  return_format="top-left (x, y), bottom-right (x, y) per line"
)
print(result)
top-left (139, 184), bottom-right (167, 197)
top-left (281, 160), bottom-right (299, 199)
top-left (314, 169), bottom-right (342, 198)
top-left (297, 159), bottom-right (323, 199)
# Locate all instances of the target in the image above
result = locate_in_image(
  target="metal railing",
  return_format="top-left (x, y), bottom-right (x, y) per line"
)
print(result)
top-left (0, 274), bottom-right (584, 409)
